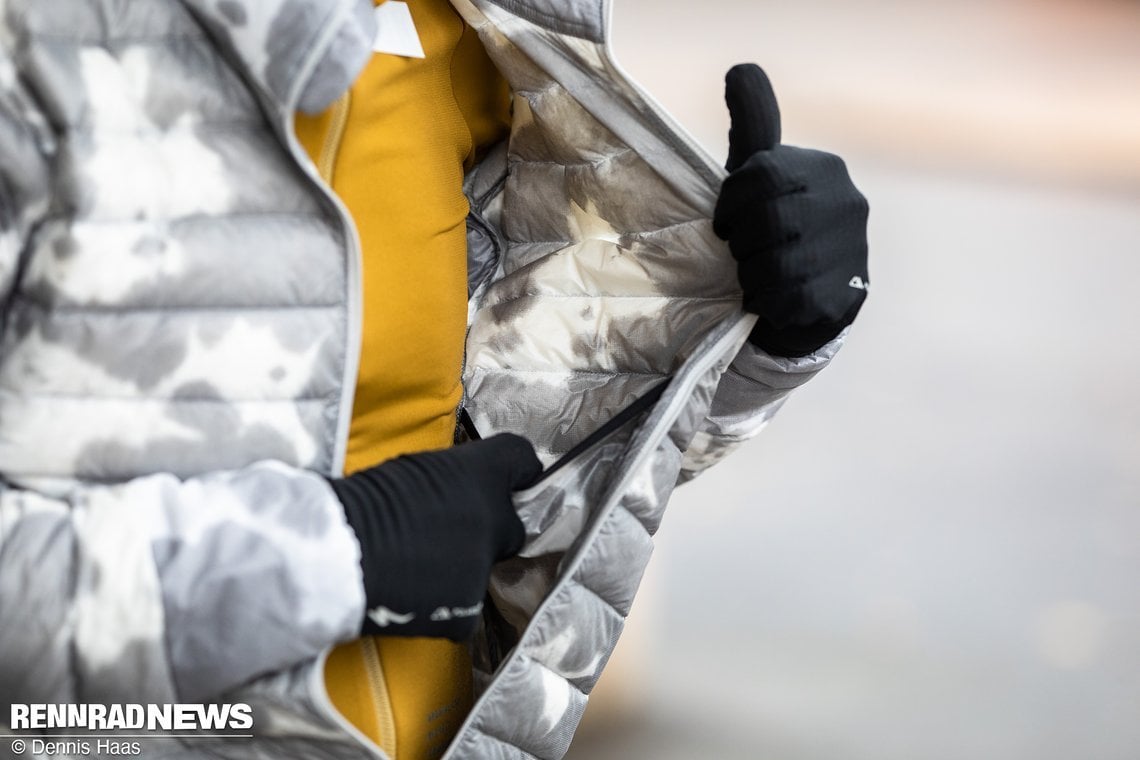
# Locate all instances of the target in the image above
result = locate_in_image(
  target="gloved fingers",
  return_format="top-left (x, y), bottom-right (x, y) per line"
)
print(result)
top-left (725, 63), bottom-right (781, 172)
top-left (747, 318), bottom-right (848, 358)
top-left (736, 243), bottom-right (801, 297)
top-left (466, 435), bottom-right (539, 558)
top-left (716, 70), bottom-right (870, 356)
top-left (722, 146), bottom-right (854, 203)
top-left (720, 155), bottom-right (868, 272)
top-left (743, 268), bottom-right (868, 330)
top-left (780, 150), bottom-right (868, 233)
top-left (714, 149), bottom-right (811, 244)
top-left (480, 433), bottom-right (544, 490)
top-left (734, 248), bottom-right (870, 355)
top-left (719, 147), bottom-right (808, 204)
top-left (334, 433), bottom-right (544, 642)
top-left (498, 511), bottom-right (527, 561)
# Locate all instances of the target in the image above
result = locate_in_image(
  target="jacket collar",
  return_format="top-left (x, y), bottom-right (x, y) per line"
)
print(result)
top-left (480, 0), bottom-right (608, 43)
top-left (180, 0), bottom-right (375, 114)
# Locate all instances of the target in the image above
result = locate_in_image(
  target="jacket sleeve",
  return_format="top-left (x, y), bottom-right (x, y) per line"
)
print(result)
top-left (0, 54), bottom-right (365, 706)
top-left (678, 332), bottom-right (845, 483)
top-left (0, 465), bottom-right (366, 705)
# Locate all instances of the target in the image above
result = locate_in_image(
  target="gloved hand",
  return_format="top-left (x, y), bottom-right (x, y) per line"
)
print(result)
top-left (714, 63), bottom-right (870, 357)
top-left (328, 433), bottom-right (542, 641)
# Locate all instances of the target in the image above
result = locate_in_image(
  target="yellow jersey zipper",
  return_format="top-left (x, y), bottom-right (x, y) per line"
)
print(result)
top-left (361, 638), bottom-right (399, 758)
top-left (306, 75), bottom-right (402, 760)
top-left (317, 92), bottom-right (353, 183)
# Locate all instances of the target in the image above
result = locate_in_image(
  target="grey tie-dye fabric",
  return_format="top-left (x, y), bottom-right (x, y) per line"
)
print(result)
top-left (0, 0), bottom-right (372, 719)
top-left (0, 0), bottom-right (840, 758)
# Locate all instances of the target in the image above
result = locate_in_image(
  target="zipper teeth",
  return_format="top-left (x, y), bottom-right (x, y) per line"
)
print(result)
top-left (318, 91), bottom-right (353, 183)
top-left (310, 647), bottom-right (389, 760)
top-left (361, 638), bottom-right (399, 758)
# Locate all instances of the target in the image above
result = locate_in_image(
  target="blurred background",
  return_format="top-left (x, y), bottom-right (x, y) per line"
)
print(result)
top-left (566, 0), bottom-right (1140, 758)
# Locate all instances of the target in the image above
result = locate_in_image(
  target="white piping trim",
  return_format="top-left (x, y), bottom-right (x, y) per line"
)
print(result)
top-left (441, 313), bottom-right (755, 759)
top-left (309, 647), bottom-right (390, 760)
top-left (600, 0), bottom-right (728, 185)
top-left (276, 0), bottom-right (365, 476)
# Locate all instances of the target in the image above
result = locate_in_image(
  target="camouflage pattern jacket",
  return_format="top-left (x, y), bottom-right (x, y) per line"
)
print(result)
top-left (0, 0), bottom-right (840, 757)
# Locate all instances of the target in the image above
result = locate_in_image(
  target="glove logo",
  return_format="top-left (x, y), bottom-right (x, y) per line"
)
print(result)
top-left (848, 276), bottom-right (869, 291)
top-left (367, 605), bottom-right (416, 628)
top-left (430, 602), bottom-right (484, 622)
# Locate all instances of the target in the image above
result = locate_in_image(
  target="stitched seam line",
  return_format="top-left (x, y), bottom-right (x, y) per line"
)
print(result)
top-left (477, 294), bottom-right (736, 309)
top-left (504, 217), bottom-right (709, 245)
top-left (723, 362), bottom-right (782, 388)
top-left (482, 0), bottom-right (602, 42)
top-left (47, 211), bottom-right (328, 226)
top-left (0, 470), bottom-right (310, 485)
top-left (519, 655), bottom-right (589, 696)
top-left (2, 393), bottom-right (333, 404)
top-left (565, 576), bottom-right (627, 620)
top-left (506, 146), bottom-right (634, 169)
top-left (464, 727), bottom-right (541, 759)
top-left (59, 121), bottom-right (267, 136)
top-left (467, 367), bottom-right (667, 378)
top-left (11, 297), bottom-right (341, 315)
top-left (28, 32), bottom-right (210, 44)
top-left (448, 11), bottom-right (478, 173)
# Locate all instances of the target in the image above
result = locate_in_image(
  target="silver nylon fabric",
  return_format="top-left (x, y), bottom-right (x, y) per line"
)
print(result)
top-left (0, 0), bottom-right (840, 757)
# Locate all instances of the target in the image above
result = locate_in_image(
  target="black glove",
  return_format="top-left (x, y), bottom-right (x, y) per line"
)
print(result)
top-left (714, 63), bottom-right (870, 357)
top-left (328, 434), bottom-right (542, 641)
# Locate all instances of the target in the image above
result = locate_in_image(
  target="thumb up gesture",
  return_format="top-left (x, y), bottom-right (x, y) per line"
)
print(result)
top-left (714, 64), bottom-right (870, 357)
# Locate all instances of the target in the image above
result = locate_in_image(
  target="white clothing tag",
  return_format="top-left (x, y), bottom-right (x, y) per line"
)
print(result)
top-left (373, 2), bottom-right (426, 59)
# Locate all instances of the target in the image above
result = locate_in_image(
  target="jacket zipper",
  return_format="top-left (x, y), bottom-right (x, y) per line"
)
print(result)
top-left (245, 1), bottom-right (378, 758)
top-left (306, 71), bottom-right (402, 760)
top-left (317, 92), bottom-right (353, 183)
top-left (361, 638), bottom-right (399, 758)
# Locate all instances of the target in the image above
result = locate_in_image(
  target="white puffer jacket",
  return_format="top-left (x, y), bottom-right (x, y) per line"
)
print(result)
top-left (0, 0), bottom-right (840, 757)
